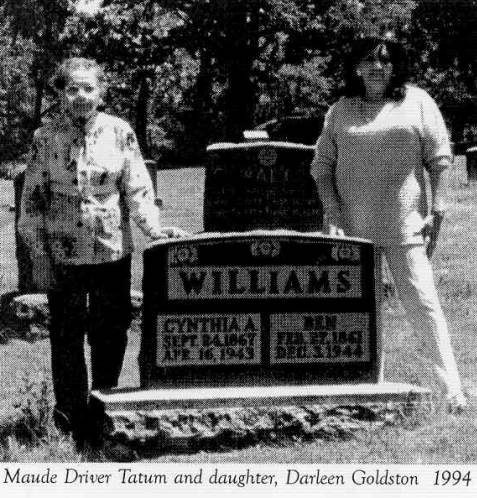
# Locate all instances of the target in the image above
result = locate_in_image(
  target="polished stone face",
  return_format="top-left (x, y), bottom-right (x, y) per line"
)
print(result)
top-left (203, 143), bottom-right (322, 232)
top-left (140, 233), bottom-right (379, 387)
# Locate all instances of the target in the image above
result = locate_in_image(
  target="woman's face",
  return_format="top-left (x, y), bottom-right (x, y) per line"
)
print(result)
top-left (62, 68), bottom-right (102, 120)
top-left (357, 55), bottom-right (393, 98)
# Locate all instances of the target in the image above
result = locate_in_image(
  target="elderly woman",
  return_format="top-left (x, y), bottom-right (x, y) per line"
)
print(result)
top-left (18, 57), bottom-right (187, 446)
top-left (311, 37), bottom-right (467, 413)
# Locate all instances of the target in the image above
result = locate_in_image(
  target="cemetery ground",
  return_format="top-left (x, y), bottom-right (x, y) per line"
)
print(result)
top-left (0, 159), bottom-right (476, 463)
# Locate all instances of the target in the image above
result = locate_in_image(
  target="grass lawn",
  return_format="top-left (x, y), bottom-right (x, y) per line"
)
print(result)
top-left (0, 159), bottom-right (476, 462)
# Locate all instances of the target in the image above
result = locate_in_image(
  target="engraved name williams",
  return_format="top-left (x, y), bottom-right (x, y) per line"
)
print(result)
top-left (285, 468), bottom-right (419, 486)
top-left (169, 266), bottom-right (361, 300)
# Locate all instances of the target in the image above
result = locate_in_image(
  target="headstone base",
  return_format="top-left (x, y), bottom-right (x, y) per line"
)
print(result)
top-left (89, 383), bottom-right (432, 454)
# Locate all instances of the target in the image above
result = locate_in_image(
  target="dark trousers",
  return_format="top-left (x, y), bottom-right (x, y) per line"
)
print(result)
top-left (47, 256), bottom-right (132, 444)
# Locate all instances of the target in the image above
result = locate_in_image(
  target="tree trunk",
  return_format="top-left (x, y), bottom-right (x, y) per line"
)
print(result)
top-left (223, 1), bottom-right (259, 141)
top-left (192, 48), bottom-right (214, 148)
top-left (33, 74), bottom-right (45, 131)
top-left (31, 50), bottom-right (46, 132)
top-left (135, 73), bottom-right (151, 156)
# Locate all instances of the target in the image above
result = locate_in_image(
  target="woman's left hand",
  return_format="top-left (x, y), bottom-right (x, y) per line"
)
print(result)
top-left (422, 211), bottom-right (444, 258)
top-left (160, 226), bottom-right (191, 239)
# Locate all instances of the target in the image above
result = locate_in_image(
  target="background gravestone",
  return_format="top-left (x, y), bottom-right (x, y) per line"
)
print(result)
top-left (13, 167), bottom-right (35, 293)
top-left (203, 142), bottom-right (322, 232)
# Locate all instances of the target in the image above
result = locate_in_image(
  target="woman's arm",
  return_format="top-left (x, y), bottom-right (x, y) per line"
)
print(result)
top-left (17, 130), bottom-right (54, 288)
top-left (120, 124), bottom-right (188, 239)
top-left (310, 103), bottom-right (344, 236)
top-left (420, 90), bottom-right (453, 257)
top-left (423, 157), bottom-right (450, 258)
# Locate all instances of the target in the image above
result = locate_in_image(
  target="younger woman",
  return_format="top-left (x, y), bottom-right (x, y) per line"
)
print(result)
top-left (312, 37), bottom-right (467, 413)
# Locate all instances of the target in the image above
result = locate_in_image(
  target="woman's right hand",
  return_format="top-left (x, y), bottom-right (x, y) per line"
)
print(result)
top-left (422, 210), bottom-right (444, 258)
top-left (150, 227), bottom-right (191, 240)
top-left (324, 208), bottom-right (346, 237)
top-left (328, 223), bottom-right (345, 237)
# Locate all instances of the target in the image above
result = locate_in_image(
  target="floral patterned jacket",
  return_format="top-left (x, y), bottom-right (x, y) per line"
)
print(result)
top-left (18, 112), bottom-right (162, 285)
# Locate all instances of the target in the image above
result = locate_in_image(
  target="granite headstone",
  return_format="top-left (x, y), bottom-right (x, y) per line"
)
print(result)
top-left (203, 141), bottom-right (322, 232)
top-left (140, 232), bottom-right (381, 387)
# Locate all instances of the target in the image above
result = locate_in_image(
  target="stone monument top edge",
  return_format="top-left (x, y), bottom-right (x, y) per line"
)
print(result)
top-left (146, 230), bottom-right (374, 249)
top-left (207, 141), bottom-right (315, 152)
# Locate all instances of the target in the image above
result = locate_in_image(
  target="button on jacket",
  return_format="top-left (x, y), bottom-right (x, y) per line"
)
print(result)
top-left (18, 112), bottom-right (162, 272)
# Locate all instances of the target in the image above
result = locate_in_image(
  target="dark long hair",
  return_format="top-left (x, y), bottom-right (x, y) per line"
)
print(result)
top-left (343, 36), bottom-right (409, 101)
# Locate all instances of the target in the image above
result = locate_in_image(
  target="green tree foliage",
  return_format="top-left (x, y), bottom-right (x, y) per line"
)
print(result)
top-left (3, 0), bottom-right (72, 132)
top-left (1, 0), bottom-right (477, 163)
top-left (0, 10), bottom-right (35, 159)
top-left (68, 0), bottom-right (179, 154)
top-left (409, 0), bottom-right (477, 141)
top-left (159, 0), bottom-right (320, 139)
top-left (153, 0), bottom-right (333, 157)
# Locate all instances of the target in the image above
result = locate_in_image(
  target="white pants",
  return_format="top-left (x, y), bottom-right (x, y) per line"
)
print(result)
top-left (383, 244), bottom-right (463, 397)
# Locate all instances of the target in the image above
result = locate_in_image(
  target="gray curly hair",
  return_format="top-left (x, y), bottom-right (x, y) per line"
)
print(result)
top-left (52, 57), bottom-right (107, 93)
